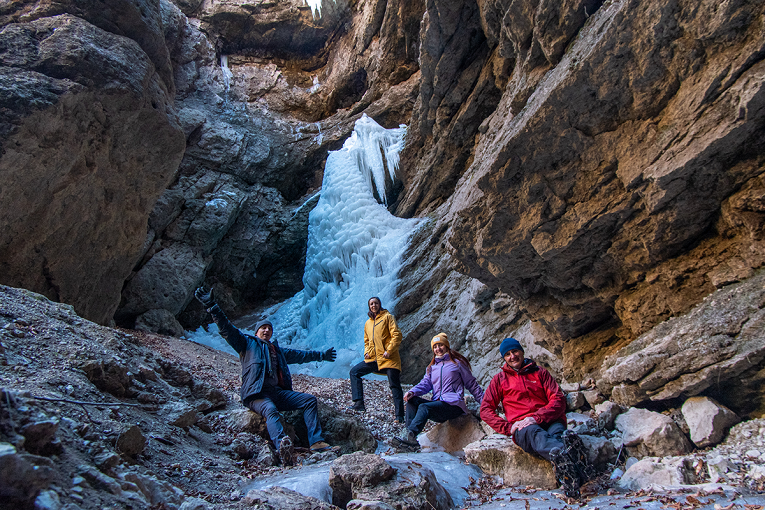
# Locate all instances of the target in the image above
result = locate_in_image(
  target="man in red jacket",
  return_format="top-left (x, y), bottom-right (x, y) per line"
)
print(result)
top-left (480, 338), bottom-right (591, 498)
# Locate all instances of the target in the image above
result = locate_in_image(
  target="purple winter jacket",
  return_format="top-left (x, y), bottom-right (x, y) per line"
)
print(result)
top-left (409, 354), bottom-right (484, 413)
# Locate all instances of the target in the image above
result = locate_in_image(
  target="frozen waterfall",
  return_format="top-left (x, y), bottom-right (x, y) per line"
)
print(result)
top-left (187, 115), bottom-right (421, 378)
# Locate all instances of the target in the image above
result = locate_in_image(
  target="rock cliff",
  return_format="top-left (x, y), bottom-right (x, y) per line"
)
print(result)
top-left (0, 0), bottom-right (763, 416)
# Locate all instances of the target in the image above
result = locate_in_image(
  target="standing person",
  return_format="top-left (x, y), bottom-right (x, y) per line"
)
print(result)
top-left (391, 333), bottom-right (484, 451)
top-left (348, 297), bottom-right (405, 422)
top-left (194, 287), bottom-right (337, 466)
top-left (480, 338), bottom-right (592, 498)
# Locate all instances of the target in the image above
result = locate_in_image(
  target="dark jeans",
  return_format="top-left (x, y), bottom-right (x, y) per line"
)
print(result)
top-left (349, 361), bottom-right (404, 418)
top-left (246, 386), bottom-right (324, 450)
top-left (405, 396), bottom-right (464, 434)
top-left (513, 421), bottom-right (566, 461)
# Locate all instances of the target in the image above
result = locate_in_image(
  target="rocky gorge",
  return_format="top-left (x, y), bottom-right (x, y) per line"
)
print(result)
top-left (0, 0), bottom-right (764, 508)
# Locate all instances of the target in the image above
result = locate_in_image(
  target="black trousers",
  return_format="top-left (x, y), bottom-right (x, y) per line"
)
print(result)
top-left (405, 396), bottom-right (463, 434)
top-left (349, 360), bottom-right (404, 418)
top-left (513, 421), bottom-right (566, 461)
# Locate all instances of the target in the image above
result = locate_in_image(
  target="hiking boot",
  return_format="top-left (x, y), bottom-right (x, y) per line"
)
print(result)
top-left (563, 430), bottom-right (594, 482)
top-left (278, 436), bottom-right (294, 466)
top-left (550, 447), bottom-right (580, 499)
top-left (347, 400), bottom-right (366, 412)
top-left (310, 441), bottom-right (331, 452)
top-left (391, 429), bottom-right (419, 451)
top-left (396, 416), bottom-right (405, 424)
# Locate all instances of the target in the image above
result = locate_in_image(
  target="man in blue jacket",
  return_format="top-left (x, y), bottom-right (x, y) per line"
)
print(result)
top-left (195, 287), bottom-right (336, 466)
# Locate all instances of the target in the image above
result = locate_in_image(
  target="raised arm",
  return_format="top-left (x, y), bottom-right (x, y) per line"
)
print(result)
top-left (282, 347), bottom-right (324, 365)
top-left (207, 305), bottom-right (247, 355)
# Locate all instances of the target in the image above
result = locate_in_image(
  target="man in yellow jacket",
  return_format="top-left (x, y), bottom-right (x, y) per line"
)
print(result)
top-left (348, 296), bottom-right (405, 422)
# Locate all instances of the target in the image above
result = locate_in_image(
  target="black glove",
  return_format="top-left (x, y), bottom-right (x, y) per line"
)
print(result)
top-left (322, 347), bottom-right (336, 362)
top-left (194, 287), bottom-right (215, 308)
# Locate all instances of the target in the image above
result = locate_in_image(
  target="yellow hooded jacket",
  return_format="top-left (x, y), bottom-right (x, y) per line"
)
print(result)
top-left (364, 308), bottom-right (402, 371)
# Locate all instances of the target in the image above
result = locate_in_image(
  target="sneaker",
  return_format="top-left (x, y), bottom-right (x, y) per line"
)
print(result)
top-left (310, 441), bottom-right (331, 452)
top-left (347, 400), bottom-right (366, 412)
top-left (278, 436), bottom-right (294, 466)
top-left (396, 416), bottom-right (405, 424)
top-left (563, 430), bottom-right (594, 481)
top-left (550, 447), bottom-right (580, 499)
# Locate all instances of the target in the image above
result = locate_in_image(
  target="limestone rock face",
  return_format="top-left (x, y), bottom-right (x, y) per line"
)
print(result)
top-left (443, 0), bottom-right (765, 343)
top-left (615, 407), bottom-right (693, 459)
top-left (386, 0), bottom-right (765, 401)
top-left (600, 273), bottom-right (765, 414)
top-left (0, 9), bottom-right (185, 325)
top-left (463, 434), bottom-right (558, 489)
top-left (114, 0), bottom-right (425, 329)
top-left (681, 397), bottom-right (740, 448)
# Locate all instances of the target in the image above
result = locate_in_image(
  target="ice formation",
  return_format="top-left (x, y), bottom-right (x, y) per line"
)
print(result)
top-left (305, 0), bottom-right (336, 18)
top-left (220, 55), bottom-right (233, 97)
top-left (188, 115), bottom-right (420, 378)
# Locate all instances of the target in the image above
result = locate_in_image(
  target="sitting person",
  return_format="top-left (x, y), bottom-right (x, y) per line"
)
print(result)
top-left (391, 333), bottom-right (484, 450)
top-left (194, 287), bottom-right (337, 466)
top-left (480, 337), bottom-right (592, 498)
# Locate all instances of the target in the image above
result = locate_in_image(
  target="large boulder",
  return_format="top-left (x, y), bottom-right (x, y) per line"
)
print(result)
top-left (618, 457), bottom-right (694, 491)
top-left (329, 453), bottom-right (396, 508)
top-left (681, 397), bottom-right (740, 448)
top-left (0, 11), bottom-right (185, 325)
top-left (329, 452), bottom-right (453, 510)
top-left (615, 408), bottom-right (693, 458)
top-left (423, 413), bottom-right (486, 453)
top-left (463, 434), bottom-right (557, 489)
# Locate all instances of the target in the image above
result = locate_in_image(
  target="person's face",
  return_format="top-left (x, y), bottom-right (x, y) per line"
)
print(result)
top-left (368, 298), bottom-right (381, 314)
top-left (432, 342), bottom-right (448, 357)
top-left (257, 325), bottom-right (273, 341)
top-left (503, 349), bottom-right (524, 370)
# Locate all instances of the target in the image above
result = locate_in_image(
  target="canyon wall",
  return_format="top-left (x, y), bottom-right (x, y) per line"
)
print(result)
top-left (0, 0), bottom-right (763, 414)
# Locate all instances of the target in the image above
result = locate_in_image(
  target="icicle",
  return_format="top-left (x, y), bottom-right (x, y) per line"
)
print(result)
top-left (220, 55), bottom-right (233, 98)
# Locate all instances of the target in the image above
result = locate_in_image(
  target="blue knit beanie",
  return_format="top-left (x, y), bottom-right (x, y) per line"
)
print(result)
top-left (499, 337), bottom-right (523, 357)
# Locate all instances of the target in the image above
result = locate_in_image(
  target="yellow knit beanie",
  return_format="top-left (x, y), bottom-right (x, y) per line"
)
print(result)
top-left (431, 333), bottom-right (449, 350)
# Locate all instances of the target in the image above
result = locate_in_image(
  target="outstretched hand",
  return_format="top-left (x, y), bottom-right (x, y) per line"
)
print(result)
top-left (323, 347), bottom-right (337, 362)
top-left (194, 287), bottom-right (215, 308)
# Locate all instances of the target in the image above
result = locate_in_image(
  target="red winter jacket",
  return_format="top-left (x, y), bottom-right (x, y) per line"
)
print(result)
top-left (480, 359), bottom-right (566, 438)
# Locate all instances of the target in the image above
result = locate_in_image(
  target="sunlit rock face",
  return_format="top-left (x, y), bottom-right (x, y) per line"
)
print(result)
top-left (392, 0), bottom-right (765, 395)
top-left (0, 4), bottom-right (185, 325)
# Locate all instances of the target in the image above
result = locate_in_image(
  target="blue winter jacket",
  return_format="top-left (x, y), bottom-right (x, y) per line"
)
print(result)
top-left (209, 305), bottom-right (323, 403)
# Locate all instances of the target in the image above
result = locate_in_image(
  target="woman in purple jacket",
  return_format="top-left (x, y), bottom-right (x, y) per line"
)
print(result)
top-left (391, 333), bottom-right (484, 450)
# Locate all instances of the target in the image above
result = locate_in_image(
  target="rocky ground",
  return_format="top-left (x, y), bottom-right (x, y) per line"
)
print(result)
top-left (1, 283), bottom-right (763, 510)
